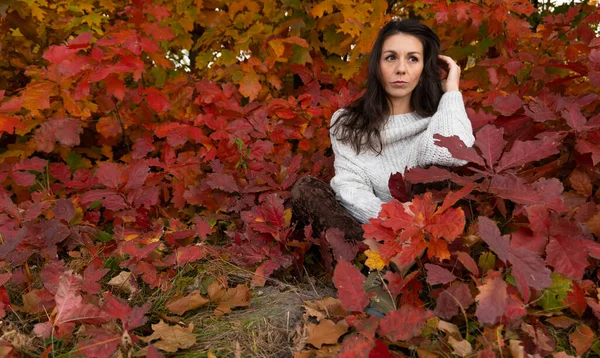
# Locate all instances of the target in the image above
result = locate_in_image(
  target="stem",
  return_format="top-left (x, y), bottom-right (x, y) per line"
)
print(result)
top-left (112, 99), bottom-right (130, 153)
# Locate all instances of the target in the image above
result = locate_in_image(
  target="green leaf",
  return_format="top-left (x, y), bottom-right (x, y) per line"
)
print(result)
top-left (89, 200), bottom-right (101, 210)
top-left (478, 252), bottom-right (496, 272)
top-left (538, 272), bottom-right (572, 312)
top-left (97, 231), bottom-right (113, 243)
top-left (66, 152), bottom-right (89, 172)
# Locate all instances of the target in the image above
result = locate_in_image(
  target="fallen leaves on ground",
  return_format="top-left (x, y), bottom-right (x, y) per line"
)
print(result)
top-left (140, 320), bottom-right (195, 353)
top-left (305, 319), bottom-right (348, 348)
top-left (165, 290), bottom-right (210, 315)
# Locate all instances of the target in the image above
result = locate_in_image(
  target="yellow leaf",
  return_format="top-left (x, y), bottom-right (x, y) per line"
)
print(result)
top-left (365, 249), bottom-right (386, 271)
top-left (11, 28), bottom-right (24, 37)
top-left (311, 0), bottom-right (334, 18)
top-left (269, 39), bottom-right (285, 58)
top-left (284, 208), bottom-right (292, 227)
top-left (125, 234), bottom-right (139, 241)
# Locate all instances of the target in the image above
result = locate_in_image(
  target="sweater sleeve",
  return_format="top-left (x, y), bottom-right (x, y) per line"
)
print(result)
top-left (417, 91), bottom-right (476, 167)
top-left (329, 111), bottom-right (384, 224)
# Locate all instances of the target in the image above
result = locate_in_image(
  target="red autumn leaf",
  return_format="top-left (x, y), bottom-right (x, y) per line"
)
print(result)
top-left (567, 282), bottom-right (587, 317)
top-left (82, 266), bottom-right (109, 295)
top-left (509, 246), bottom-right (552, 291)
top-left (193, 216), bottom-right (213, 240)
top-left (41, 261), bottom-right (66, 295)
top-left (43, 45), bottom-right (80, 64)
top-left (433, 134), bottom-right (485, 166)
top-left (53, 199), bottom-right (75, 222)
top-left (13, 157), bottom-right (47, 171)
top-left (76, 332), bottom-right (120, 358)
top-left (474, 125), bottom-right (506, 168)
top-left (545, 235), bottom-right (589, 280)
top-left (124, 162), bottom-right (149, 191)
top-left (427, 207), bottom-right (465, 241)
top-left (485, 175), bottom-right (566, 213)
top-left (379, 200), bottom-right (415, 232)
top-left (454, 251), bottom-right (479, 276)
top-left (561, 104), bottom-right (587, 130)
top-left (333, 260), bottom-right (370, 312)
top-left (378, 305), bottom-right (432, 341)
top-left (435, 183), bottom-right (475, 215)
top-left (137, 261), bottom-right (158, 287)
top-left (206, 172), bottom-right (240, 193)
top-left (326, 228), bottom-right (359, 261)
top-left (10, 171), bottom-right (35, 186)
top-left (338, 334), bottom-right (375, 358)
top-left (165, 246), bottom-right (207, 267)
top-left (103, 293), bottom-right (132, 322)
top-left (369, 339), bottom-right (393, 357)
top-left (251, 260), bottom-right (280, 287)
top-left (475, 274), bottom-right (507, 325)
top-left (34, 118), bottom-right (83, 152)
top-left (512, 270), bottom-right (531, 303)
top-left (425, 264), bottom-right (457, 285)
top-left (575, 138), bottom-right (600, 166)
top-left (388, 172), bottom-right (411, 202)
top-left (434, 283), bottom-right (474, 320)
top-left (0, 114), bottom-right (24, 134)
top-left (495, 134), bottom-right (560, 172)
top-left (104, 75), bottom-right (127, 100)
top-left (132, 134), bottom-right (155, 159)
top-left (493, 93), bottom-right (523, 116)
top-left (478, 216), bottom-right (509, 263)
top-left (383, 271), bottom-right (419, 298)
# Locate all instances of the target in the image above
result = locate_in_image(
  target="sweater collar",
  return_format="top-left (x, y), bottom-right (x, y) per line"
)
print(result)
top-left (379, 112), bottom-right (429, 145)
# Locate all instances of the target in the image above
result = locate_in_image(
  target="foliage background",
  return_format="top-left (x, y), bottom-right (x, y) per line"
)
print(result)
top-left (0, 0), bottom-right (600, 356)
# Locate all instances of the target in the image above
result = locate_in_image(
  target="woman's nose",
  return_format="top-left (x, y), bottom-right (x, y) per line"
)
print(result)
top-left (395, 62), bottom-right (406, 74)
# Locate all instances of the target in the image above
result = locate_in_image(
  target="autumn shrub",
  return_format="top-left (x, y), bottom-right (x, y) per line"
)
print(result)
top-left (0, 0), bottom-right (599, 356)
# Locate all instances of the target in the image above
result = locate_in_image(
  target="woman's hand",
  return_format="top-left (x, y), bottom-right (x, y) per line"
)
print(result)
top-left (438, 55), bottom-right (461, 92)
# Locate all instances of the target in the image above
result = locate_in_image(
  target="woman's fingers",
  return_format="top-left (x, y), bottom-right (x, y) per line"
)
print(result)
top-left (438, 55), bottom-right (461, 92)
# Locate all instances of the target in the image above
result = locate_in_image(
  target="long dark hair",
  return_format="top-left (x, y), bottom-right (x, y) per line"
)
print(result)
top-left (331, 19), bottom-right (444, 155)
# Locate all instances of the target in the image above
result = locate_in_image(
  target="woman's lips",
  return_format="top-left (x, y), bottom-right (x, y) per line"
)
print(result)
top-left (390, 81), bottom-right (408, 87)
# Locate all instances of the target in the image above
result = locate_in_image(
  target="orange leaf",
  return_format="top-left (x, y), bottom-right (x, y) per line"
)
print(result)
top-left (306, 319), bottom-right (348, 349)
top-left (165, 290), bottom-right (209, 316)
top-left (214, 284), bottom-right (251, 317)
top-left (239, 72), bottom-right (261, 102)
top-left (569, 324), bottom-right (595, 356)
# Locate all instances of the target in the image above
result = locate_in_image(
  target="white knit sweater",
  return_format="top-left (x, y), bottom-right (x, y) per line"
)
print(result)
top-left (330, 91), bottom-right (475, 224)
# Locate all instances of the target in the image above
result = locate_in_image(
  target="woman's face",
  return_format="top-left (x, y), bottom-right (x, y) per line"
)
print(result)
top-left (379, 33), bottom-right (424, 106)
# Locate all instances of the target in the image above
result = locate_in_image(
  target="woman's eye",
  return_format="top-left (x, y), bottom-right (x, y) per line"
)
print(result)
top-left (409, 56), bottom-right (419, 62)
top-left (385, 55), bottom-right (396, 61)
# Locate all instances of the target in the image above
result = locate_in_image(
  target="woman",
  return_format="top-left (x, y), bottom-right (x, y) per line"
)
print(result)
top-left (291, 19), bottom-right (475, 242)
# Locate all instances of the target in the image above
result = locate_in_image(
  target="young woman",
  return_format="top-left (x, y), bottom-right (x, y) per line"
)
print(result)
top-left (291, 19), bottom-right (475, 242)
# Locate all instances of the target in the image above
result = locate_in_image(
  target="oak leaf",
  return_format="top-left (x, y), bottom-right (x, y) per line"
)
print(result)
top-left (305, 319), bottom-right (348, 348)
top-left (214, 284), bottom-right (251, 317)
top-left (141, 320), bottom-right (195, 353)
top-left (378, 305), bottom-right (433, 342)
top-left (166, 290), bottom-right (209, 316)
top-left (333, 260), bottom-right (369, 312)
